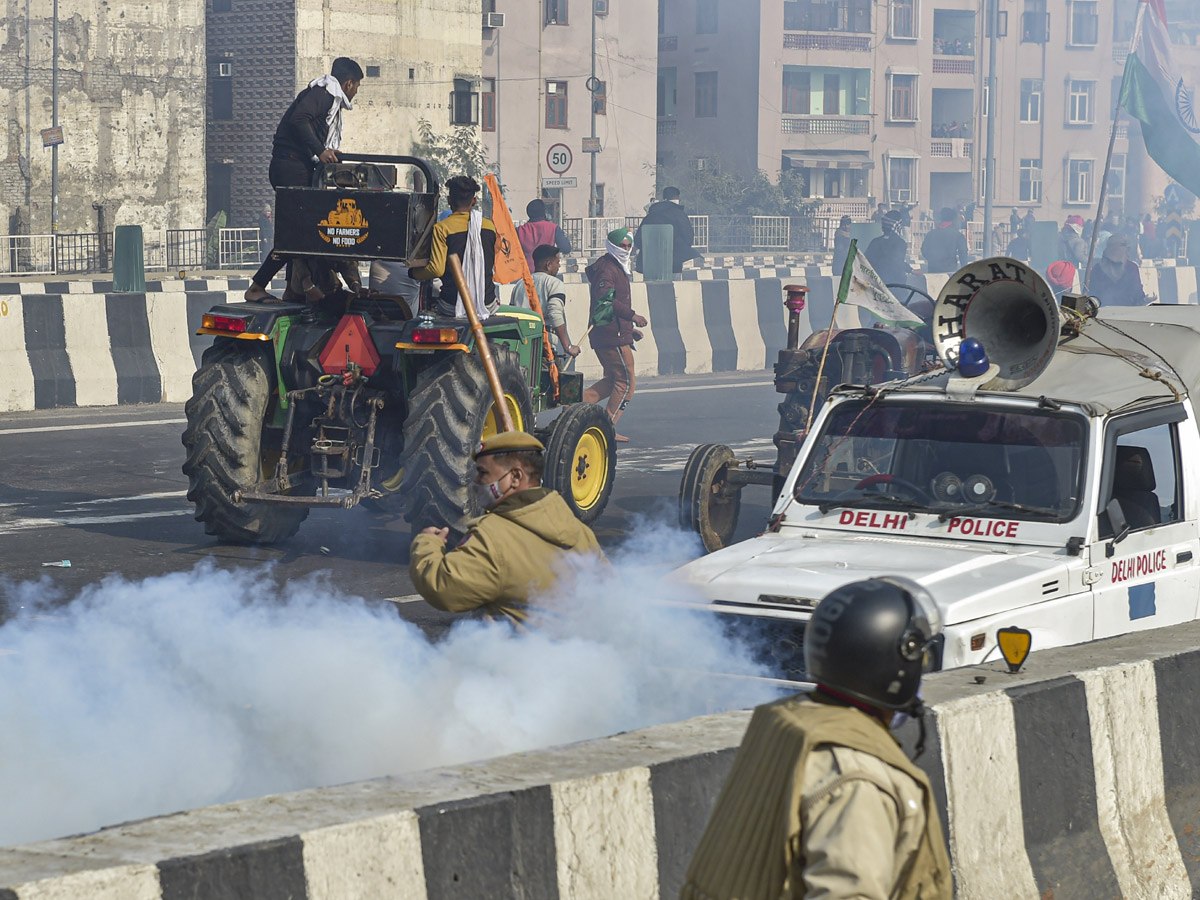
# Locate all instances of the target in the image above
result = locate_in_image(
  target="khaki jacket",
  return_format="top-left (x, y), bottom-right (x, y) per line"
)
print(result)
top-left (409, 488), bottom-right (602, 624)
top-left (680, 694), bottom-right (951, 900)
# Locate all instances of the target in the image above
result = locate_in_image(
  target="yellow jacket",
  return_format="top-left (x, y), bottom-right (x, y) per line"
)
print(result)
top-left (409, 488), bottom-right (603, 624)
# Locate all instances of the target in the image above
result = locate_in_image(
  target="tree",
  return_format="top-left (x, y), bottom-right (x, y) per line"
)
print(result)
top-left (410, 119), bottom-right (501, 213)
top-left (647, 157), bottom-right (818, 217)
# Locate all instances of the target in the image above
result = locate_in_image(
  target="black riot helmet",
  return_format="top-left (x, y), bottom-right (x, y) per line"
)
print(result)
top-left (804, 577), bottom-right (943, 712)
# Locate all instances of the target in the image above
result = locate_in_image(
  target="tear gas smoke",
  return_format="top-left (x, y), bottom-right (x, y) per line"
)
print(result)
top-left (0, 522), bottom-right (780, 847)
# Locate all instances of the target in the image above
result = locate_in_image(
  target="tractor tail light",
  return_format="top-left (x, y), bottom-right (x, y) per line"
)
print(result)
top-left (412, 327), bottom-right (459, 344)
top-left (202, 313), bottom-right (250, 333)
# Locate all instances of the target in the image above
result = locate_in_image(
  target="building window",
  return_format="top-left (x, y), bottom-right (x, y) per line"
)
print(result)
top-left (982, 82), bottom-right (989, 117)
top-left (546, 0), bottom-right (568, 25)
top-left (659, 1), bottom-right (667, 33)
top-left (1020, 78), bottom-right (1042, 122)
top-left (886, 156), bottom-right (917, 203)
top-left (592, 80), bottom-right (607, 115)
top-left (888, 73), bottom-right (918, 122)
top-left (213, 0), bottom-right (231, 11)
top-left (696, 71), bottom-right (719, 117)
top-left (783, 0), bottom-right (871, 34)
top-left (481, 78), bottom-right (496, 132)
top-left (1021, 0), bottom-right (1048, 42)
top-left (1067, 80), bottom-right (1095, 124)
top-left (783, 70), bottom-right (811, 115)
top-left (212, 78), bottom-right (233, 120)
top-left (594, 183), bottom-right (606, 216)
top-left (657, 67), bottom-right (677, 116)
top-left (1019, 158), bottom-right (1042, 202)
top-left (890, 0), bottom-right (916, 38)
top-left (1068, 1), bottom-right (1099, 45)
top-left (1108, 152), bottom-right (1126, 209)
top-left (546, 80), bottom-right (568, 128)
top-left (366, 65), bottom-right (380, 78)
top-left (697, 0), bottom-right (718, 34)
top-left (1067, 158), bottom-right (1094, 203)
top-left (450, 78), bottom-right (478, 126)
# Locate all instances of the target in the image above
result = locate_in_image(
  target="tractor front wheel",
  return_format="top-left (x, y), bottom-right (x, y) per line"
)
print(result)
top-left (541, 403), bottom-right (616, 524)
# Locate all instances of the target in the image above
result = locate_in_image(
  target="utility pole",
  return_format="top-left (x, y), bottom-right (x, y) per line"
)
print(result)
top-left (588, 2), bottom-right (598, 218)
top-left (24, 0), bottom-right (31, 210)
top-left (982, 0), bottom-right (998, 257)
top-left (51, 0), bottom-right (59, 235)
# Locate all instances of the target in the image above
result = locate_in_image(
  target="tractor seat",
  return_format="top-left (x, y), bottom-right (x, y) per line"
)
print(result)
top-left (1112, 445), bottom-right (1160, 529)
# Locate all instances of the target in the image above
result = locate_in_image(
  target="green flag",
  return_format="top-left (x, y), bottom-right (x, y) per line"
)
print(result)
top-left (838, 240), bottom-right (923, 327)
top-left (590, 289), bottom-right (616, 328)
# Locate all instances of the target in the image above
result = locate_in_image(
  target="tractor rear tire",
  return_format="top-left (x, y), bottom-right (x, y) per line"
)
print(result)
top-left (679, 443), bottom-right (742, 553)
top-left (181, 340), bottom-right (309, 544)
top-left (542, 403), bottom-right (616, 524)
top-left (398, 347), bottom-right (533, 534)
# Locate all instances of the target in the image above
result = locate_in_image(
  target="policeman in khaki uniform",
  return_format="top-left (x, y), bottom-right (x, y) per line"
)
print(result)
top-left (409, 431), bottom-right (603, 625)
top-left (680, 577), bottom-right (952, 900)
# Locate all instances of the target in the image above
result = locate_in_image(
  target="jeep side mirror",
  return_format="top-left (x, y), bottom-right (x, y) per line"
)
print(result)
top-left (1105, 498), bottom-right (1130, 555)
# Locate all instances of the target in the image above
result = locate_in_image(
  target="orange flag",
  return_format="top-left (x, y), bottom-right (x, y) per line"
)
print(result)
top-left (484, 174), bottom-right (559, 399)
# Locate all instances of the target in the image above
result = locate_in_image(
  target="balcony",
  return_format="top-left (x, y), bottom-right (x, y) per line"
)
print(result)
top-left (783, 32), bottom-right (871, 51)
top-left (933, 57), bottom-right (974, 75)
top-left (659, 35), bottom-right (678, 52)
top-left (782, 116), bottom-right (870, 135)
top-left (657, 117), bottom-right (677, 136)
top-left (1113, 46), bottom-right (1129, 64)
top-left (929, 139), bottom-right (973, 158)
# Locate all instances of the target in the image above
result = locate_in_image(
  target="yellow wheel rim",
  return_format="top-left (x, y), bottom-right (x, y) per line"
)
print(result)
top-left (482, 394), bottom-right (525, 439)
top-left (570, 426), bottom-right (609, 510)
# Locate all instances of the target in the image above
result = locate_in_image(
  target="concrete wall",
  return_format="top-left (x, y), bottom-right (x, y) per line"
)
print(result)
top-left (0, 0), bottom-right (207, 235)
top-left (482, 0), bottom-right (657, 219)
top-left (2, 263), bottom-right (1199, 412)
top-left (7, 618), bottom-right (1200, 897)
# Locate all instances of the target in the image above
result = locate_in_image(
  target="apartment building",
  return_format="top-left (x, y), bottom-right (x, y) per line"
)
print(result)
top-left (657, 0), bottom-right (1198, 224)
top-left (206, 0), bottom-right (481, 228)
top-left (481, 0), bottom-right (657, 221)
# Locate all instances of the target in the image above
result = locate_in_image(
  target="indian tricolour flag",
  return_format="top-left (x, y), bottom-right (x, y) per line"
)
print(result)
top-left (1120, 0), bottom-right (1200, 198)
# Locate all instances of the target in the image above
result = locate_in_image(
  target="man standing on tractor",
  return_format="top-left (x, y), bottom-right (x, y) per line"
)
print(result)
top-left (409, 431), bottom-right (603, 625)
top-left (510, 245), bottom-right (580, 370)
top-left (583, 227), bottom-right (645, 443)
top-left (409, 175), bottom-right (498, 319)
top-left (244, 57), bottom-right (364, 302)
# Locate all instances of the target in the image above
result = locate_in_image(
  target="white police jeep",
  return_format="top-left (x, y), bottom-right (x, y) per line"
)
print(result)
top-left (672, 258), bottom-right (1200, 679)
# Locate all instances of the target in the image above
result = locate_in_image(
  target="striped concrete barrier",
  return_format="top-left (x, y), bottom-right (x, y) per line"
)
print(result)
top-left (2, 264), bottom-right (1199, 413)
top-left (5, 621), bottom-right (1200, 898)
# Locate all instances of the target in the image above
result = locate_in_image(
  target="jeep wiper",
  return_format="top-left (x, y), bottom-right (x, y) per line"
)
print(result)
top-left (815, 494), bottom-right (926, 515)
top-left (937, 499), bottom-right (1062, 522)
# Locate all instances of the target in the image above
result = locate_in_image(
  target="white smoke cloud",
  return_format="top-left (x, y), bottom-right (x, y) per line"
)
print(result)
top-left (0, 522), bottom-right (779, 847)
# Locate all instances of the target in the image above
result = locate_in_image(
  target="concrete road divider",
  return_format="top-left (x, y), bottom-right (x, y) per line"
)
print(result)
top-left (2, 265), bottom-right (1199, 413)
top-left (7, 621), bottom-right (1200, 897)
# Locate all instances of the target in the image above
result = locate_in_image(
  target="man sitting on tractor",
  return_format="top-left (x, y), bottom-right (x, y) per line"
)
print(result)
top-left (409, 175), bottom-right (498, 319)
top-left (409, 431), bottom-right (604, 625)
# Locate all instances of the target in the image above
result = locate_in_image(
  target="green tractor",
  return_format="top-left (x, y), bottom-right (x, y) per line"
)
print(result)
top-left (182, 155), bottom-right (616, 543)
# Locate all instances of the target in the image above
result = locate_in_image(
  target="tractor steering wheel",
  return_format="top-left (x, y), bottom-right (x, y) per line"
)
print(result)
top-left (885, 283), bottom-right (936, 310)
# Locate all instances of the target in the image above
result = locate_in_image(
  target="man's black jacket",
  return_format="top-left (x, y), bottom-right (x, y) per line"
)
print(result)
top-left (272, 86), bottom-right (336, 162)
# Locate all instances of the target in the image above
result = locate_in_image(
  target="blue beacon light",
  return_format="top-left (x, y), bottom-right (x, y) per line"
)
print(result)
top-left (957, 338), bottom-right (990, 377)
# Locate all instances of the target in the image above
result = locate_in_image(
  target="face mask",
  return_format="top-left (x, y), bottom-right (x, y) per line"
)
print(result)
top-left (472, 471), bottom-right (512, 510)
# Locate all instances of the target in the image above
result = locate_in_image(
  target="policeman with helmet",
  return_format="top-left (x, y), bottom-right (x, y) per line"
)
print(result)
top-left (680, 577), bottom-right (952, 900)
top-left (408, 431), bottom-right (604, 625)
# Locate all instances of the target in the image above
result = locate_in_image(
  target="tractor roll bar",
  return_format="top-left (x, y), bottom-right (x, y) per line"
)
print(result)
top-left (334, 154), bottom-right (441, 199)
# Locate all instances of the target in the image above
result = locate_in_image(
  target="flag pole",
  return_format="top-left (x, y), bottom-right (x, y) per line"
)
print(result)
top-left (1083, 3), bottom-right (1145, 291)
top-left (805, 240), bottom-right (855, 432)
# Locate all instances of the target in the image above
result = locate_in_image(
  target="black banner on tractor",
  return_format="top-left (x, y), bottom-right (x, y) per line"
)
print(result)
top-left (273, 186), bottom-right (436, 265)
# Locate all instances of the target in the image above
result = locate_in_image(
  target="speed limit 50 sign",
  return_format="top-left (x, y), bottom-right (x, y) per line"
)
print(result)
top-left (547, 143), bottom-right (573, 175)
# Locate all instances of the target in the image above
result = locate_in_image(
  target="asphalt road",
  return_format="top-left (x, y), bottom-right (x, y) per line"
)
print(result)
top-left (0, 372), bottom-right (781, 630)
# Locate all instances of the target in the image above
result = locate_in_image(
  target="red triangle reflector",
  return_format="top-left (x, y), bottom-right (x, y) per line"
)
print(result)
top-left (319, 314), bottom-right (381, 376)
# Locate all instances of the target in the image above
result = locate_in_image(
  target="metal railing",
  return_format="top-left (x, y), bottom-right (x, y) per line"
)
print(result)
top-left (53, 232), bottom-right (109, 274)
top-left (752, 216), bottom-right (791, 250)
top-left (932, 57), bottom-right (974, 74)
top-left (217, 227), bottom-right (262, 269)
top-left (0, 234), bottom-right (56, 276)
top-left (929, 139), bottom-right (974, 158)
top-left (782, 32), bottom-right (871, 51)
top-left (782, 116), bottom-right (870, 135)
top-left (167, 229), bottom-right (207, 270)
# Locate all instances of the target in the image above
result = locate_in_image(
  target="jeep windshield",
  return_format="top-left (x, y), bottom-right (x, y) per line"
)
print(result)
top-left (792, 400), bottom-right (1087, 522)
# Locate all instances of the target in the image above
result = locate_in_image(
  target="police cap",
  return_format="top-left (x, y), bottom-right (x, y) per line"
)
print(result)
top-left (474, 431), bottom-right (545, 459)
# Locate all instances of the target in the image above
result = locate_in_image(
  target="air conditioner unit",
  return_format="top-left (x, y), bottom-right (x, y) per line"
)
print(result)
top-left (692, 157), bottom-right (708, 171)
top-left (483, 11), bottom-right (505, 27)
top-left (594, 0), bottom-right (609, 15)
top-left (217, 62), bottom-right (232, 77)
